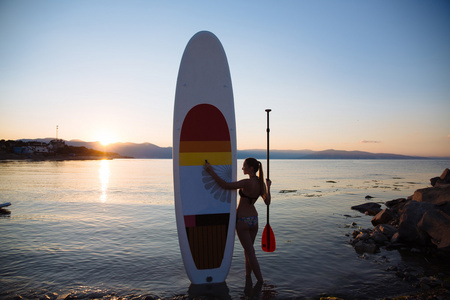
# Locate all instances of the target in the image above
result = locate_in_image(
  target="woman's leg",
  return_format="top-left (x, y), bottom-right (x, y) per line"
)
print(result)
top-left (236, 220), bottom-right (263, 282)
top-left (236, 220), bottom-right (252, 276)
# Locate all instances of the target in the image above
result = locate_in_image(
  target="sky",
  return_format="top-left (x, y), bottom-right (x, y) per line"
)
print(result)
top-left (1, 1), bottom-right (449, 157)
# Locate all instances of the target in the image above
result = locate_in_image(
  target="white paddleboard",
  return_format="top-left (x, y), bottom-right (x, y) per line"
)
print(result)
top-left (173, 31), bottom-right (237, 284)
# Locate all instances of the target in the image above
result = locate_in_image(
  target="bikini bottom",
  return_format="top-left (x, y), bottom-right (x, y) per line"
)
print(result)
top-left (237, 216), bottom-right (258, 227)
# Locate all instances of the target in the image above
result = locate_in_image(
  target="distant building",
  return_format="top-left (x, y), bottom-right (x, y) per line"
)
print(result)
top-left (28, 142), bottom-right (49, 153)
top-left (30, 145), bottom-right (49, 153)
top-left (49, 139), bottom-right (66, 151)
top-left (13, 147), bottom-right (31, 155)
top-left (4, 139), bottom-right (67, 156)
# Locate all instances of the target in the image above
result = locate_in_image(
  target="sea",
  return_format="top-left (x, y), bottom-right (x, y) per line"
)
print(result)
top-left (0, 159), bottom-right (449, 300)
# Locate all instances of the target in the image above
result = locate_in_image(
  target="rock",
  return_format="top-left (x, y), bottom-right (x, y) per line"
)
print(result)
top-left (45, 293), bottom-right (58, 300)
top-left (441, 168), bottom-right (450, 182)
top-left (413, 184), bottom-right (450, 205)
top-left (0, 208), bottom-right (11, 215)
top-left (420, 282), bottom-right (431, 290)
top-left (397, 200), bottom-right (434, 245)
top-left (351, 202), bottom-right (382, 216)
top-left (430, 177), bottom-right (441, 187)
top-left (420, 276), bottom-right (442, 289)
top-left (390, 232), bottom-right (401, 244)
top-left (356, 232), bottom-right (370, 240)
top-left (387, 199), bottom-right (410, 218)
top-left (353, 241), bottom-right (365, 253)
top-left (417, 208), bottom-right (450, 251)
top-left (376, 224), bottom-right (397, 239)
top-left (349, 169), bottom-right (450, 254)
top-left (370, 231), bottom-right (388, 244)
top-left (440, 201), bottom-right (450, 216)
top-left (385, 198), bottom-right (406, 208)
top-left (371, 208), bottom-right (394, 226)
top-left (431, 168), bottom-right (450, 186)
top-left (354, 240), bottom-right (379, 254)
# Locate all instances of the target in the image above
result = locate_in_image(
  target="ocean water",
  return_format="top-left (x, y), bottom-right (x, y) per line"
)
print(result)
top-left (0, 159), bottom-right (448, 299)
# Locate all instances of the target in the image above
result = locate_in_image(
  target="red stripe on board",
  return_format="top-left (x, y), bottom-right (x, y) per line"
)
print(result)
top-left (184, 215), bottom-right (196, 227)
top-left (180, 104), bottom-right (230, 141)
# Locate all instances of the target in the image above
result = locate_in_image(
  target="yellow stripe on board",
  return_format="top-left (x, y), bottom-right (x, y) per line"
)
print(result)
top-left (180, 141), bottom-right (231, 153)
top-left (179, 152), bottom-right (231, 166)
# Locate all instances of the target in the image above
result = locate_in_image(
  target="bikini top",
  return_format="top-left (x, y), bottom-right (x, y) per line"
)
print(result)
top-left (239, 189), bottom-right (259, 205)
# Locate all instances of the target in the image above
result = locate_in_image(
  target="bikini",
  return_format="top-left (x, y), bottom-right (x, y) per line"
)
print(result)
top-left (237, 189), bottom-right (259, 227)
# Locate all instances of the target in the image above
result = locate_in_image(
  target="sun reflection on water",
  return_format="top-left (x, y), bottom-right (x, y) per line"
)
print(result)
top-left (99, 159), bottom-right (110, 202)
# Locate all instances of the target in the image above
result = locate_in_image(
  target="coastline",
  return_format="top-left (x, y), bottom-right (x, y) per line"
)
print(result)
top-left (0, 153), bottom-right (133, 161)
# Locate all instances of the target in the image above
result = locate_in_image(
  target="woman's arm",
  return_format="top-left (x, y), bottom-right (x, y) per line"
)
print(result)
top-left (204, 162), bottom-right (247, 190)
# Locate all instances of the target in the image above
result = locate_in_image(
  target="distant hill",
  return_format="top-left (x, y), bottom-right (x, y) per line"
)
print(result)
top-left (104, 142), bottom-right (171, 159)
top-left (13, 139), bottom-right (438, 159)
top-left (300, 149), bottom-right (426, 160)
top-left (66, 140), bottom-right (172, 158)
top-left (237, 149), bottom-right (315, 159)
top-left (238, 149), bottom-right (428, 159)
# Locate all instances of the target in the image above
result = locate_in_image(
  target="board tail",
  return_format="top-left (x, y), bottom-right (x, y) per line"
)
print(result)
top-left (184, 213), bottom-right (230, 269)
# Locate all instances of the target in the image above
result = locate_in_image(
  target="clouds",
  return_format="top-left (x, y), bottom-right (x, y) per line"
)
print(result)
top-left (360, 140), bottom-right (381, 144)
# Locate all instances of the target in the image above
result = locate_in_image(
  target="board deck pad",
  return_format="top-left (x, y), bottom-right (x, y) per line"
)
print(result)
top-left (185, 213), bottom-right (229, 269)
top-left (173, 31), bottom-right (237, 284)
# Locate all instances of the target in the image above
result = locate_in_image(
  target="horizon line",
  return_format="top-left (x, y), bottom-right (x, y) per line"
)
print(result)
top-left (5, 137), bottom-right (450, 159)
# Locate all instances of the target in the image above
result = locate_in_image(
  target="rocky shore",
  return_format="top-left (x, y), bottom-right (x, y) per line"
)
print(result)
top-left (349, 168), bottom-right (450, 299)
top-left (0, 153), bottom-right (132, 161)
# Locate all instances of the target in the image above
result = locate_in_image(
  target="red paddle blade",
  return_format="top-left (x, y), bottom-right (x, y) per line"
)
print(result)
top-left (261, 224), bottom-right (276, 252)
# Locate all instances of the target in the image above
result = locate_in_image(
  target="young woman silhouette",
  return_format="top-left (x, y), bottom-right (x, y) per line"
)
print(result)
top-left (204, 157), bottom-right (271, 283)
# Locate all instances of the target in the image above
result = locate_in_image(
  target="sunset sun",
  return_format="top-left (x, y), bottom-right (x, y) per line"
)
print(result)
top-left (99, 137), bottom-right (115, 146)
top-left (94, 131), bottom-right (117, 146)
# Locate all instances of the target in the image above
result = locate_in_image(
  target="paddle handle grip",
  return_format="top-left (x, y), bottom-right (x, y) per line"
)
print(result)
top-left (265, 109), bottom-right (271, 180)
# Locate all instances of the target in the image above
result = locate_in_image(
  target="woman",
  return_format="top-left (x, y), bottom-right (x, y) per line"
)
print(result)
top-left (204, 158), bottom-right (271, 283)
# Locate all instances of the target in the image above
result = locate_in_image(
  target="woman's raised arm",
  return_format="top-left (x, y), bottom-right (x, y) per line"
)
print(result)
top-left (204, 161), bottom-right (247, 190)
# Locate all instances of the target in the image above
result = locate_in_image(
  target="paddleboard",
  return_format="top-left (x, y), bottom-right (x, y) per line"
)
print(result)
top-left (173, 31), bottom-right (237, 284)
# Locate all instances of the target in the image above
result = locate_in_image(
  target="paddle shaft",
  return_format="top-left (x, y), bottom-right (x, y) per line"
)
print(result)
top-left (265, 109), bottom-right (271, 246)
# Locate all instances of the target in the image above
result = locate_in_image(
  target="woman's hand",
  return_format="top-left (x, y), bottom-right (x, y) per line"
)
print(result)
top-left (204, 161), bottom-right (233, 189)
top-left (265, 179), bottom-right (272, 205)
top-left (204, 161), bottom-right (213, 174)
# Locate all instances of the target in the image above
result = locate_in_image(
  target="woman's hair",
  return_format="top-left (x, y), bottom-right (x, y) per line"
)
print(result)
top-left (244, 157), bottom-right (268, 200)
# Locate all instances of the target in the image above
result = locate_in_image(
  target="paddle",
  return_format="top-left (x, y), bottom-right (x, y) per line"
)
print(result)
top-left (262, 109), bottom-right (276, 252)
